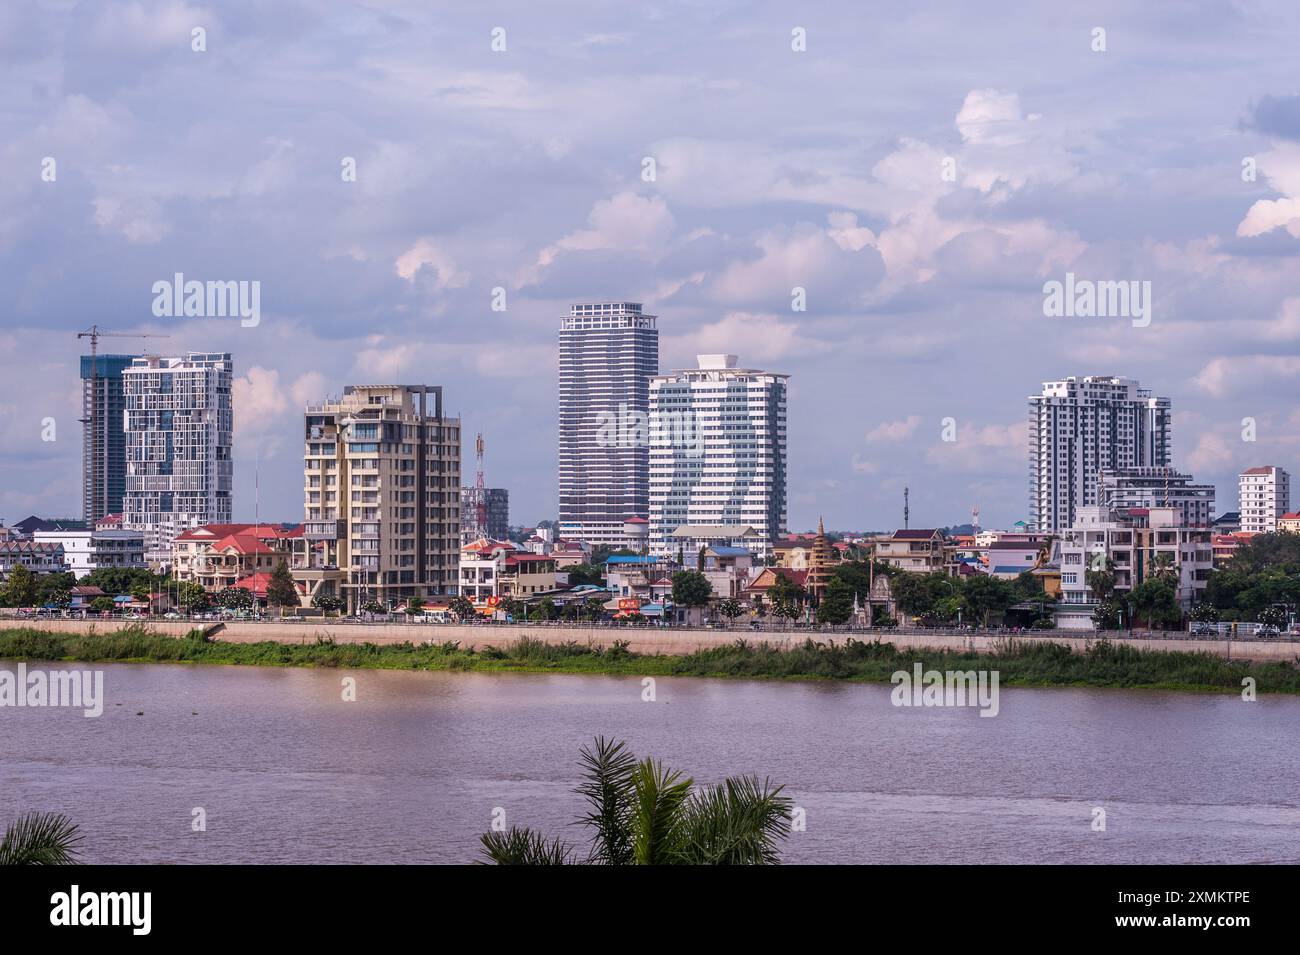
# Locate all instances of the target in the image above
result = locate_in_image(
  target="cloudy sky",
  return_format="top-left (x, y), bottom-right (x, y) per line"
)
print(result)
top-left (4, 0), bottom-right (1300, 532)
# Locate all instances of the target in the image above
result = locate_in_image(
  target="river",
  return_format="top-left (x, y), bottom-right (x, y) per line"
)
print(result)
top-left (1, 663), bottom-right (1297, 864)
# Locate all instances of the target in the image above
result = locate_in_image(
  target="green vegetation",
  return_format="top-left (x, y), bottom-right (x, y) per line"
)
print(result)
top-left (2, 625), bottom-right (1297, 694)
top-left (479, 737), bottom-right (791, 865)
top-left (0, 811), bottom-right (83, 865)
top-left (265, 560), bottom-right (299, 610)
top-left (1205, 532), bottom-right (1300, 622)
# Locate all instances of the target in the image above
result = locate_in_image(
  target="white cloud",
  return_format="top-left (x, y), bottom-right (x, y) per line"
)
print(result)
top-left (394, 239), bottom-right (470, 288)
top-left (865, 415), bottom-right (921, 443)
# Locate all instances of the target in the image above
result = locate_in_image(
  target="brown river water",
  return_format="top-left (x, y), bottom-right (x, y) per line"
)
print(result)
top-left (1, 663), bottom-right (1297, 864)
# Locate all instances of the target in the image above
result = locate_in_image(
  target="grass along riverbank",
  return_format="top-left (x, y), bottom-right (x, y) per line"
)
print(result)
top-left (2, 625), bottom-right (1299, 693)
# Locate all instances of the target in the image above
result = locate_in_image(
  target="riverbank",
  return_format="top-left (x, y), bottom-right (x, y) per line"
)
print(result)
top-left (2, 626), bottom-right (1298, 693)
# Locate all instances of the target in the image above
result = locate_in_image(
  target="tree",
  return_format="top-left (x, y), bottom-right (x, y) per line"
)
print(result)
top-left (751, 593), bottom-right (767, 619)
top-left (78, 566), bottom-right (159, 598)
top-left (671, 570), bottom-right (713, 609)
top-left (404, 596), bottom-right (427, 616)
top-left (1189, 602), bottom-right (1219, 623)
top-left (1258, 605), bottom-right (1289, 630)
top-left (479, 737), bottom-right (792, 865)
top-left (1092, 599), bottom-right (1124, 631)
top-left (535, 596), bottom-right (559, 621)
top-left (265, 560), bottom-right (299, 611)
top-left (312, 592), bottom-right (343, 613)
top-left (769, 571), bottom-right (807, 612)
top-left (360, 598), bottom-right (385, 615)
top-left (89, 596), bottom-right (115, 613)
top-left (1150, 552), bottom-right (1178, 584)
top-left (0, 812), bottom-right (82, 865)
top-left (214, 587), bottom-right (254, 612)
top-left (1086, 562), bottom-right (1116, 603)
top-left (718, 598), bottom-right (743, 626)
top-left (1128, 579), bottom-right (1181, 629)
top-left (959, 574), bottom-right (1013, 627)
top-left (449, 596), bottom-right (475, 620)
top-left (815, 577), bottom-right (854, 625)
top-left (566, 564), bottom-right (605, 587)
top-left (174, 581), bottom-right (210, 613)
top-left (2, 563), bottom-right (38, 607)
top-left (581, 597), bottom-right (606, 622)
top-left (36, 571), bottom-right (76, 607)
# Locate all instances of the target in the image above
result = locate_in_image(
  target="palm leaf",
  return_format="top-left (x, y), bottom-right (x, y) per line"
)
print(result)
top-left (478, 826), bottom-right (573, 865)
top-left (675, 776), bottom-right (792, 865)
top-left (630, 757), bottom-right (693, 865)
top-left (575, 735), bottom-right (637, 864)
top-left (0, 812), bottom-right (83, 865)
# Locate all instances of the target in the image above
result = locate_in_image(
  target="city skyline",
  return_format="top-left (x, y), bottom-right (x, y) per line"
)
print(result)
top-left (4, 4), bottom-right (1300, 531)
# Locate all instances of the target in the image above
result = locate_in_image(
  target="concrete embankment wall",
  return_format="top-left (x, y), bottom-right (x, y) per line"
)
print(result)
top-left (6, 618), bottom-right (1300, 663)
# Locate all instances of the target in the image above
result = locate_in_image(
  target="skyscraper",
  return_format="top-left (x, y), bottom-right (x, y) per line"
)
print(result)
top-left (81, 354), bottom-right (137, 524)
top-left (1238, 466), bottom-right (1291, 533)
top-left (1028, 375), bottom-right (1171, 532)
top-left (558, 302), bottom-right (658, 546)
top-left (122, 353), bottom-right (233, 564)
top-left (303, 384), bottom-right (460, 612)
top-left (648, 354), bottom-right (788, 555)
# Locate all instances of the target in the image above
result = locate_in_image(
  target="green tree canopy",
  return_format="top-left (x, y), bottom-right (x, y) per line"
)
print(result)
top-left (671, 570), bottom-right (713, 608)
top-left (265, 560), bottom-right (299, 609)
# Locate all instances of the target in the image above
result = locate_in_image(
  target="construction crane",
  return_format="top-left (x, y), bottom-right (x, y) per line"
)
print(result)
top-left (77, 325), bottom-right (171, 523)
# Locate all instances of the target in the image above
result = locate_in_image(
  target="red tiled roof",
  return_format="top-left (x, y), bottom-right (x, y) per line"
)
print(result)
top-left (233, 572), bottom-right (305, 598)
top-left (1241, 466), bottom-right (1278, 475)
top-left (176, 523), bottom-right (302, 542)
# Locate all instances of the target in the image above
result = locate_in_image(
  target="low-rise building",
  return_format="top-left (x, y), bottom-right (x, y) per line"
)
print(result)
top-left (1279, 512), bottom-right (1300, 533)
top-left (873, 528), bottom-right (947, 574)
top-left (171, 523), bottom-right (340, 606)
top-left (1056, 506), bottom-right (1213, 630)
top-left (32, 528), bottom-right (145, 577)
top-left (0, 540), bottom-right (66, 579)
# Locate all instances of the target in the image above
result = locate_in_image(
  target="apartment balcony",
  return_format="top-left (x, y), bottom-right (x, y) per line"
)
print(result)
top-left (304, 520), bottom-right (343, 540)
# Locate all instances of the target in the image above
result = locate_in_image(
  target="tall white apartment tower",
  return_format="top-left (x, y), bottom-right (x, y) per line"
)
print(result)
top-left (648, 354), bottom-right (788, 554)
top-left (558, 303), bottom-right (658, 546)
top-left (1028, 375), bottom-right (1172, 532)
top-left (1238, 466), bottom-right (1291, 533)
top-left (122, 352), bottom-right (234, 564)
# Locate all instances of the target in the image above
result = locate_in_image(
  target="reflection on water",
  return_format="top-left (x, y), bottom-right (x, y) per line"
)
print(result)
top-left (1, 663), bottom-right (1297, 864)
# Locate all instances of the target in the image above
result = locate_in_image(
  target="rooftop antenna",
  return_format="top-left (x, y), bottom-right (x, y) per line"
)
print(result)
top-left (971, 505), bottom-right (981, 535)
top-left (903, 486), bottom-right (910, 530)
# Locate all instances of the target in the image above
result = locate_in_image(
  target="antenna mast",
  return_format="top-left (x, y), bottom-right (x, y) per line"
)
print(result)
top-left (903, 486), bottom-right (910, 530)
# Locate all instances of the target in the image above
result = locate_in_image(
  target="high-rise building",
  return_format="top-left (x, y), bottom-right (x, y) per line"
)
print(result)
top-left (81, 354), bottom-right (137, 524)
top-left (648, 354), bottom-right (788, 556)
top-left (1028, 375), bottom-right (1172, 532)
top-left (1238, 466), bottom-right (1291, 533)
top-left (460, 487), bottom-right (509, 543)
top-left (303, 385), bottom-right (460, 612)
top-left (122, 353), bottom-right (233, 564)
top-left (558, 302), bottom-right (658, 546)
top-left (1100, 467), bottom-right (1215, 527)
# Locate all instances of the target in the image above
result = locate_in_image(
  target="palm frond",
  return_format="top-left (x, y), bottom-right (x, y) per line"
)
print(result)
top-left (0, 812), bottom-right (83, 865)
top-left (478, 826), bottom-right (573, 865)
top-left (630, 757), bottom-right (693, 865)
top-left (575, 735), bottom-right (637, 864)
top-left (674, 776), bottom-right (792, 865)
